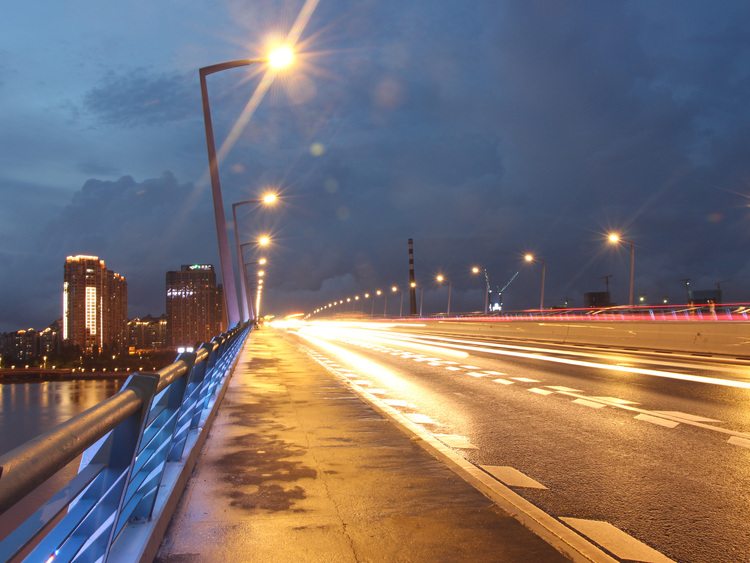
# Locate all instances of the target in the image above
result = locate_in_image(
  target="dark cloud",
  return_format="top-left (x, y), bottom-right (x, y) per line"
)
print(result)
top-left (4, 1), bottom-right (750, 330)
top-left (83, 68), bottom-right (197, 127)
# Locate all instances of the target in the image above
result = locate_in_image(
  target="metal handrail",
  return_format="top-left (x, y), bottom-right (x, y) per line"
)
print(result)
top-left (0, 322), bottom-right (250, 562)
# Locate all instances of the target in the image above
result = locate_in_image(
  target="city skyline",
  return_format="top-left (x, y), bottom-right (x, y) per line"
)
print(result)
top-left (2, 2), bottom-right (750, 332)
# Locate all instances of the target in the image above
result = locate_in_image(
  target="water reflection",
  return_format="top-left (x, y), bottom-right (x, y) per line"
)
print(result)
top-left (0, 379), bottom-right (124, 455)
top-left (0, 378), bottom-right (125, 546)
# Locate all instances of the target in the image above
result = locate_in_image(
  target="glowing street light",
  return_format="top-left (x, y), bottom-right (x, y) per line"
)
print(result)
top-left (608, 233), bottom-right (635, 306)
top-left (436, 275), bottom-right (452, 315)
top-left (524, 254), bottom-right (546, 310)
top-left (233, 194), bottom-right (278, 321)
top-left (200, 48), bottom-right (293, 326)
top-left (239, 236), bottom-right (272, 320)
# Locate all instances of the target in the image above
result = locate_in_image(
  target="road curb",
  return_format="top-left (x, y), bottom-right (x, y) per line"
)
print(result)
top-left (301, 343), bottom-right (618, 563)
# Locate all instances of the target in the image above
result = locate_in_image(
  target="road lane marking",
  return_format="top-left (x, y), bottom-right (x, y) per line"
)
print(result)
top-left (592, 396), bottom-right (638, 405)
top-left (482, 370), bottom-right (505, 375)
top-left (493, 378), bottom-right (514, 385)
top-left (529, 388), bottom-right (553, 395)
top-left (406, 413), bottom-right (438, 425)
top-left (434, 434), bottom-right (479, 449)
top-left (510, 377), bottom-right (539, 383)
top-left (354, 380), bottom-right (371, 386)
top-left (368, 388), bottom-right (387, 395)
top-left (382, 399), bottom-right (408, 407)
top-left (460, 365), bottom-right (480, 369)
top-left (653, 411), bottom-right (723, 423)
top-left (428, 362), bottom-right (442, 366)
top-left (467, 372), bottom-right (487, 377)
top-left (728, 436), bottom-right (750, 449)
top-left (445, 366), bottom-right (461, 371)
top-left (481, 466), bottom-right (548, 489)
top-left (573, 398), bottom-right (606, 409)
top-left (546, 386), bottom-right (582, 392)
top-left (378, 331), bottom-right (750, 390)
top-left (561, 518), bottom-right (675, 563)
top-left (635, 414), bottom-right (679, 428)
top-left (558, 392), bottom-right (750, 442)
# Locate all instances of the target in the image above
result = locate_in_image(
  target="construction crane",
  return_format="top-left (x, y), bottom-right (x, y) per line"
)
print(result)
top-left (489, 271), bottom-right (519, 312)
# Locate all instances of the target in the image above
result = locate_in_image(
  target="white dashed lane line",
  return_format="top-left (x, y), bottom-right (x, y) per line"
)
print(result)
top-left (405, 413), bottom-right (438, 425)
top-left (529, 388), bottom-right (553, 395)
top-left (445, 367), bottom-right (461, 371)
top-left (481, 466), bottom-right (548, 489)
top-left (493, 378), bottom-right (514, 385)
top-left (573, 398), bottom-right (607, 409)
top-left (635, 414), bottom-right (680, 428)
top-left (728, 436), bottom-right (750, 449)
top-left (467, 372), bottom-right (487, 377)
top-left (561, 518), bottom-right (675, 563)
top-left (510, 377), bottom-right (539, 383)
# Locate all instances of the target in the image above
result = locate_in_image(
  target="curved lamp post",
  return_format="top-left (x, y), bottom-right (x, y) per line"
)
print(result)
top-left (472, 267), bottom-right (490, 314)
top-left (524, 254), bottom-right (546, 311)
top-left (608, 234), bottom-right (635, 306)
top-left (200, 47), bottom-right (292, 326)
top-left (436, 275), bottom-right (452, 315)
top-left (393, 286), bottom-right (404, 317)
top-left (233, 195), bottom-right (276, 320)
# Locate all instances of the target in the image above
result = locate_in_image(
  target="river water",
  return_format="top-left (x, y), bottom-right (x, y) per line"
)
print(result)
top-left (0, 378), bottom-right (125, 546)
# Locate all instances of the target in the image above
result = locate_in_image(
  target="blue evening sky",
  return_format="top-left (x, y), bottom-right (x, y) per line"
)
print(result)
top-left (1, 1), bottom-right (750, 331)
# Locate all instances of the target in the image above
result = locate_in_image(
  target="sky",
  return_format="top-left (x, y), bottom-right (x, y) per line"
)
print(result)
top-left (2, 1), bottom-right (750, 332)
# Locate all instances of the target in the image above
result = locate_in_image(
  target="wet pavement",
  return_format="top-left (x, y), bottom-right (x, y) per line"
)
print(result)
top-left (156, 328), bottom-right (570, 562)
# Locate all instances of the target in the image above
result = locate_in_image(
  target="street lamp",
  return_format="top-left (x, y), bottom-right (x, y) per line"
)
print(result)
top-left (375, 290), bottom-right (382, 317)
top-left (232, 194), bottom-right (277, 320)
top-left (524, 254), bottom-right (546, 310)
top-left (239, 236), bottom-right (271, 320)
top-left (608, 234), bottom-right (635, 306)
top-left (393, 286), bottom-right (404, 317)
top-left (436, 275), bottom-right (452, 315)
top-left (200, 48), bottom-right (293, 326)
top-left (410, 281), bottom-right (423, 317)
top-left (472, 267), bottom-right (490, 314)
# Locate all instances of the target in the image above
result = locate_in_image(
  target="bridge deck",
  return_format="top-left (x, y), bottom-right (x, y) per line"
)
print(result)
top-left (155, 328), bottom-right (565, 562)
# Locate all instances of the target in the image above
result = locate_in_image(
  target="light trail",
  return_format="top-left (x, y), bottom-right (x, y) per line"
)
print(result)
top-left (305, 326), bottom-right (750, 391)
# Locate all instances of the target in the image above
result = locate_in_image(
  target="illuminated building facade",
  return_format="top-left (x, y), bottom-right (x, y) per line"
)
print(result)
top-left (63, 255), bottom-right (128, 352)
top-left (127, 314), bottom-right (168, 351)
top-left (166, 264), bottom-right (224, 349)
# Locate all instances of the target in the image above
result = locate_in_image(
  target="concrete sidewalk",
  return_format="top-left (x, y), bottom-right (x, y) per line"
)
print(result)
top-left (156, 328), bottom-right (570, 562)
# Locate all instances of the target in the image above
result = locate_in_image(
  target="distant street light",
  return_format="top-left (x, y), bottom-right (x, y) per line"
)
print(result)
top-left (233, 194), bottom-right (277, 320)
top-left (239, 236), bottom-right (271, 320)
top-left (608, 234), bottom-right (635, 306)
top-left (436, 275), bottom-right (452, 315)
top-left (392, 286), bottom-right (404, 317)
top-left (375, 290), bottom-right (382, 317)
top-left (200, 48), bottom-right (293, 326)
top-left (472, 267), bottom-right (490, 314)
top-left (524, 254), bottom-right (546, 310)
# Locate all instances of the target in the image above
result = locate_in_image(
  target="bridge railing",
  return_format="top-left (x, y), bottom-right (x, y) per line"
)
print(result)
top-left (0, 322), bottom-right (251, 562)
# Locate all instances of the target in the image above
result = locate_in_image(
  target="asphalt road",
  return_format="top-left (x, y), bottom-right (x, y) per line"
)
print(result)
top-left (282, 321), bottom-right (750, 563)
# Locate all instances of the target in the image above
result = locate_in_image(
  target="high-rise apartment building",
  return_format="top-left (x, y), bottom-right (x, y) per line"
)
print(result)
top-left (63, 255), bottom-right (128, 352)
top-left (166, 264), bottom-right (224, 349)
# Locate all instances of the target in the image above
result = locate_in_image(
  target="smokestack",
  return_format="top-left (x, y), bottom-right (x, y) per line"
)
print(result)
top-left (408, 238), bottom-right (417, 315)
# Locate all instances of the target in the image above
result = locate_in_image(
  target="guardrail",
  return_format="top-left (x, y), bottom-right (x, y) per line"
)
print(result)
top-left (329, 303), bottom-right (750, 323)
top-left (0, 323), bottom-right (251, 562)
